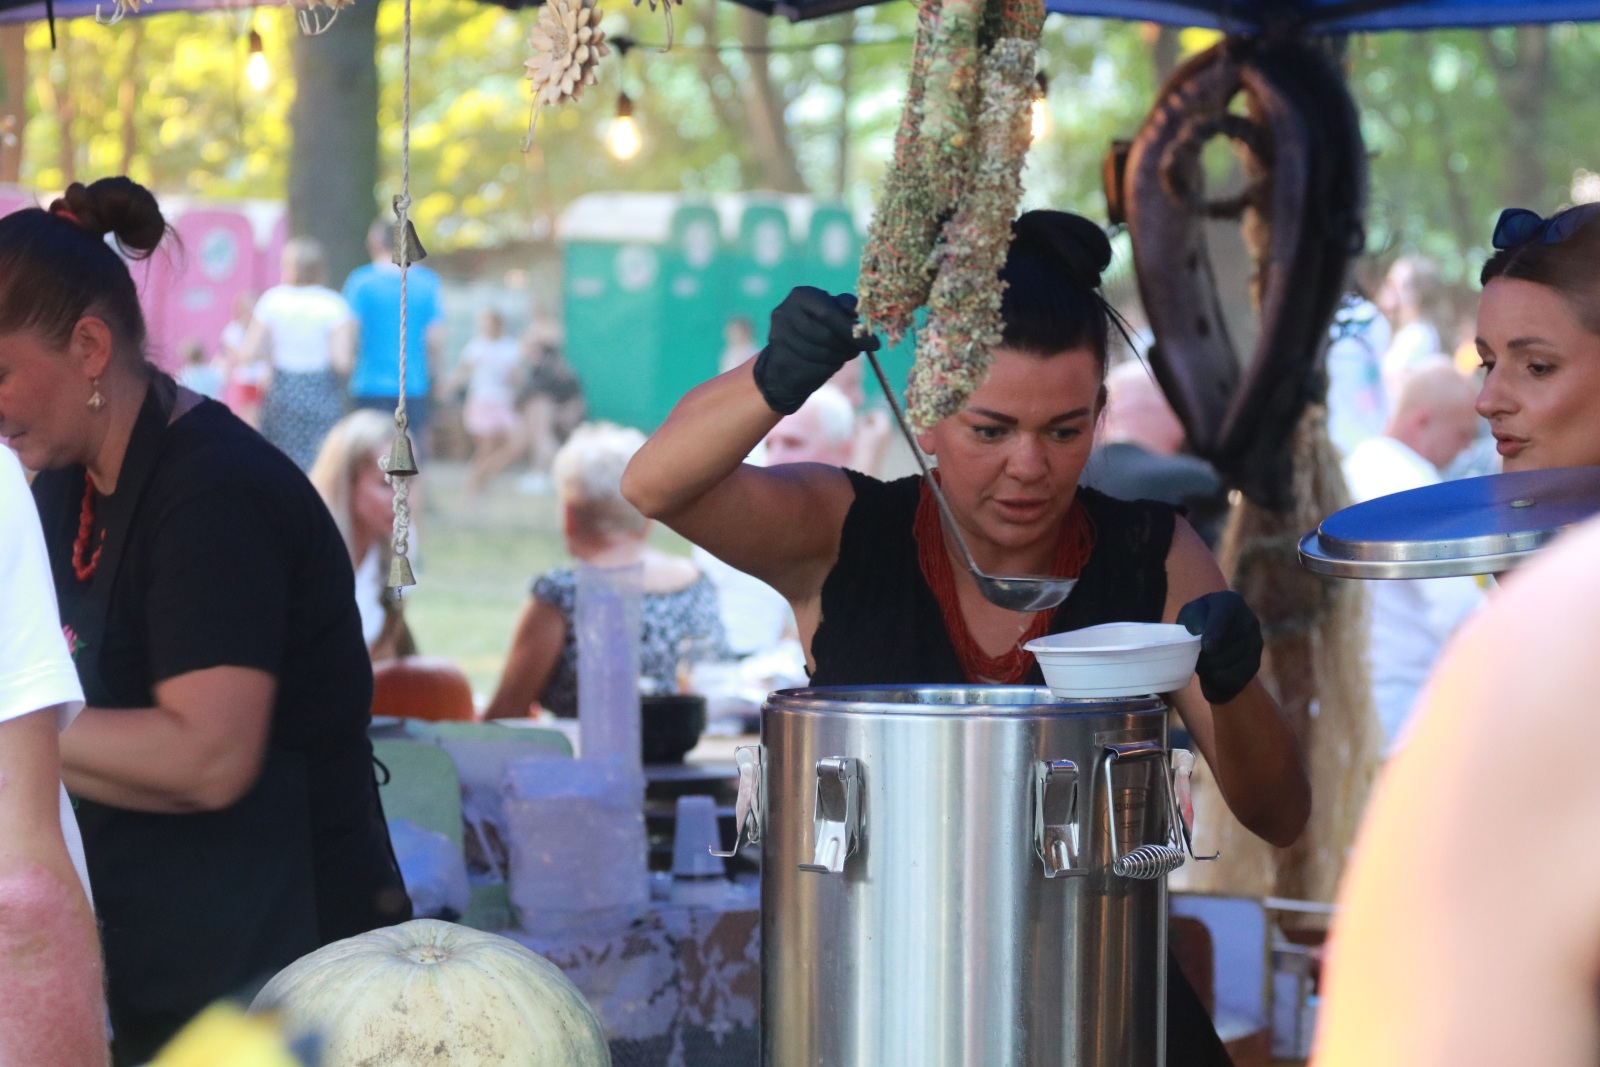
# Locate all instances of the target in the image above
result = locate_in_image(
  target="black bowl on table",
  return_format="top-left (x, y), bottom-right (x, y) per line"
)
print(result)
top-left (641, 693), bottom-right (707, 765)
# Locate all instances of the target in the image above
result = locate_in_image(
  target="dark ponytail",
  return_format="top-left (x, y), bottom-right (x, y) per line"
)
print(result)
top-left (998, 210), bottom-right (1121, 376)
top-left (0, 176), bottom-right (171, 357)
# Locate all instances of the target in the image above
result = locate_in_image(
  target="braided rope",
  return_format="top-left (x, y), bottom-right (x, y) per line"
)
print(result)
top-left (388, 0), bottom-right (417, 588)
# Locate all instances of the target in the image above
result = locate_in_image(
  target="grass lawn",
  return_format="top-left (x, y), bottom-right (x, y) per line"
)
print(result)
top-left (401, 460), bottom-right (693, 699)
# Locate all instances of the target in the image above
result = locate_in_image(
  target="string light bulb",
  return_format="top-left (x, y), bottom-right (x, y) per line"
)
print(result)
top-left (606, 91), bottom-right (641, 160)
top-left (1030, 71), bottom-right (1050, 143)
top-left (246, 29), bottom-right (270, 92)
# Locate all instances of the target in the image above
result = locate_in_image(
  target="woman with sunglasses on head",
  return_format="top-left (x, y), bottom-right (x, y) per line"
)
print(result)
top-left (1475, 203), bottom-right (1600, 471)
top-left (625, 210), bottom-right (1309, 1065)
top-left (0, 178), bottom-right (410, 1064)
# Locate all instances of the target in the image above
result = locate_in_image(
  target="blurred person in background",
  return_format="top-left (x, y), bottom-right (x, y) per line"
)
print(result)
top-left (1377, 255), bottom-right (1446, 402)
top-left (451, 308), bottom-right (524, 498)
top-left (515, 314), bottom-right (584, 494)
top-left (218, 290), bottom-right (265, 429)
top-left (1080, 361), bottom-right (1228, 548)
top-left (0, 446), bottom-right (106, 1067)
top-left (309, 410), bottom-right (416, 663)
top-left (241, 238), bottom-right (354, 471)
top-left (1342, 359), bottom-right (1484, 753)
top-left (1324, 286), bottom-right (1394, 458)
top-left (344, 218), bottom-right (444, 456)
top-left (485, 423), bottom-right (725, 720)
top-left (173, 339), bottom-right (223, 400)
top-left (719, 315), bottom-right (758, 374)
top-left (1, 179), bottom-right (408, 1062)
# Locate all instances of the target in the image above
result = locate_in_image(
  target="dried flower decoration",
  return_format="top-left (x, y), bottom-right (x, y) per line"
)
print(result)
top-left (632, 0), bottom-right (681, 52)
top-left (526, 0), bottom-right (611, 108)
top-left (93, 0), bottom-right (143, 26)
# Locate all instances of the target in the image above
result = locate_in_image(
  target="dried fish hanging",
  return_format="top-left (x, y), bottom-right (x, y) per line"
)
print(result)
top-left (383, 0), bottom-right (424, 590)
top-left (855, 0), bottom-right (1046, 430)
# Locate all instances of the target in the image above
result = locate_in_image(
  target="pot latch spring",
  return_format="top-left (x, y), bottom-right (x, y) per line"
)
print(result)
top-left (799, 757), bottom-right (861, 875)
top-left (1035, 760), bottom-right (1087, 878)
top-left (710, 745), bottom-right (763, 859)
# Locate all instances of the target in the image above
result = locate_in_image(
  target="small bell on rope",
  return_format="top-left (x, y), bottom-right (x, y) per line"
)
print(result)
top-left (391, 215), bottom-right (428, 267)
top-left (385, 430), bottom-right (420, 478)
top-left (388, 552), bottom-right (417, 591)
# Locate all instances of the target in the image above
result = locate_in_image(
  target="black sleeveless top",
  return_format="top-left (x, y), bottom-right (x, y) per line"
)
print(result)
top-left (812, 471), bottom-right (1177, 685)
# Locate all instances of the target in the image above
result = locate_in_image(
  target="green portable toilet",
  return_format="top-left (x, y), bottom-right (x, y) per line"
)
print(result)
top-left (657, 203), bottom-right (728, 411)
top-left (724, 200), bottom-right (800, 349)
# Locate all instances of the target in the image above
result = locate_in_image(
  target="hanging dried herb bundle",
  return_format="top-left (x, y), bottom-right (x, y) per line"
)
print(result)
top-left (907, 35), bottom-right (1038, 427)
top-left (857, 0), bottom-right (1047, 429)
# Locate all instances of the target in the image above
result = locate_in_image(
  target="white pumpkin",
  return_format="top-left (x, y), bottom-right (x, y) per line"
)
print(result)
top-left (251, 919), bottom-right (610, 1067)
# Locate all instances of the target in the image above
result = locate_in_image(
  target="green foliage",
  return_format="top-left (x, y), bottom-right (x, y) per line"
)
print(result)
top-left (13, 3), bottom-right (1600, 276)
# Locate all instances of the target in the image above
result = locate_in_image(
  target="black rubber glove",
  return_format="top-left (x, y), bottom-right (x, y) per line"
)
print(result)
top-left (1177, 591), bottom-right (1263, 705)
top-left (752, 286), bottom-right (880, 415)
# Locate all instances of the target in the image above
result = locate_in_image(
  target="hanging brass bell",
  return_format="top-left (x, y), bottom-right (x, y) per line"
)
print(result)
top-left (388, 553), bottom-right (417, 590)
top-left (385, 431), bottom-right (420, 478)
top-left (390, 218), bottom-right (428, 267)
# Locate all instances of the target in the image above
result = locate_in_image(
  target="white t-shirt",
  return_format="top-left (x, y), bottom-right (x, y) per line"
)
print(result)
top-left (459, 336), bottom-right (522, 407)
top-left (1344, 437), bottom-right (1484, 754)
top-left (253, 284), bottom-right (354, 375)
top-left (0, 448), bottom-right (93, 901)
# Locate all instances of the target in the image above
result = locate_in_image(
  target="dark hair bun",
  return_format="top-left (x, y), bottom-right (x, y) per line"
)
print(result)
top-left (51, 177), bottom-right (167, 261)
top-left (1010, 210), bottom-right (1112, 291)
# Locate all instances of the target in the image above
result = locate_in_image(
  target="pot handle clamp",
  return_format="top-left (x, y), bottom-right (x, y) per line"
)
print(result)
top-left (710, 745), bottom-right (763, 859)
top-left (799, 757), bottom-right (861, 875)
top-left (1035, 760), bottom-right (1087, 878)
top-left (1103, 741), bottom-right (1219, 880)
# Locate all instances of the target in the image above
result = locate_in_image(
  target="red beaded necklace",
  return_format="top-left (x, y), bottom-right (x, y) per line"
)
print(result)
top-left (72, 477), bottom-right (104, 582)
top-left (914, 480), bottom-right (1095, 684)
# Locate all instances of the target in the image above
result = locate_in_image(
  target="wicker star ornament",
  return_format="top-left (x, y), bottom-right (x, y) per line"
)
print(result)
top-left (526, 0), bottom-right (611, 108)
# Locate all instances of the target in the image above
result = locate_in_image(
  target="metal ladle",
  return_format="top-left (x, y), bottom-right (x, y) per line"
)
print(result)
top-left (863, 349), bottom-right (1078, 614)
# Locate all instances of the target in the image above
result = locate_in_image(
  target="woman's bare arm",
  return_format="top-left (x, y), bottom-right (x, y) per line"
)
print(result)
top-left (60, 665), bottom-right (274, 813)
top-left (1315, 517), bottom-right (1600, 1067)
top-left (622, 359), bottom-right (854, 605)
top-left (1163, 519), bottom-right (1310, 847)
top-left (484, 598), bottom-right (567, 720)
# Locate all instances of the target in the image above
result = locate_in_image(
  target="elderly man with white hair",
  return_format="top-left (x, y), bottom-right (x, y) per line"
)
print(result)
top-left (1343, 358), bottom-right (1484, 752)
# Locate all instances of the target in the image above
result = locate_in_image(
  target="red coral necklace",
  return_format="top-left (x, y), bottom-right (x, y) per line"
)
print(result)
top-left (72, 478), bottom-right (104, 582)
top-left (914, 481), bottom-right (1095, 684)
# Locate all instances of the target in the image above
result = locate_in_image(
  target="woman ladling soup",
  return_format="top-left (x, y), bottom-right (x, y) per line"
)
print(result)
top-left (624, 209), bottom-right (1309, 1066)
top-left (1475, 203), bottom-right (1600, 471)
top-left (0, 178), bottom-right (409, 1064)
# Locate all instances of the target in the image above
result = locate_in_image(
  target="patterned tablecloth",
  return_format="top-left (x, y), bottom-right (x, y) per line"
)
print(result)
top-left (507, 902), bottom-right (761, 1067)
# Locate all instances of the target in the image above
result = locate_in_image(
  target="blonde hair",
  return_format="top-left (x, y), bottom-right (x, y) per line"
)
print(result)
top-left (309, 409), bottom-right (394, 559)
top-left (552, 422), bottom-right (649, 539)
top-left (282, 237), bottom-right (328, 287)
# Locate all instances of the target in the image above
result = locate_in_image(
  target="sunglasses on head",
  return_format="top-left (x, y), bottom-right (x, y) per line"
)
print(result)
top-left (1492, 202), bottom-right (1600, 251)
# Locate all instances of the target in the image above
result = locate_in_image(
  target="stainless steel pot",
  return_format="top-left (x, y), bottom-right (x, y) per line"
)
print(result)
top-left (719, 685), bottom-right (1204, 1067)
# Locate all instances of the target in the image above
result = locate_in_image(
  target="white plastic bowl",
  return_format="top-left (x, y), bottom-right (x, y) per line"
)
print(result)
top-left (1024, 622), bottom-right (1201, 699)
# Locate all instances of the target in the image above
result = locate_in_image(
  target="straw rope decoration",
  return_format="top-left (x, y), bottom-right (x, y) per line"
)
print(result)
top-left (855, 0), bottom-right (1046, 430)
top-left (382, 0), bottom-right (423, 591)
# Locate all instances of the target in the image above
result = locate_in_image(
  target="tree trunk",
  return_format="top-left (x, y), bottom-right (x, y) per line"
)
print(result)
top-left (117, 23), bottom-right (142, 176)
top-left (736, 7), bottom-right (807, 193)
top-left (694, 2), bottom-right (755, 188)
top-left (289, 0), bottom-right (381, 288)
top-left (0, 25), bottom-right (26, 184)
top-left (1487, 26), bottom-right (1551, 209)
top-left (1150, 24), bottom-right (1180, 85)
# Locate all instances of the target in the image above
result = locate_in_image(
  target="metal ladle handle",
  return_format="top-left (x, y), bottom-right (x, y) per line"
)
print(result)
top-left (861, 349), bottom-right (989, 581)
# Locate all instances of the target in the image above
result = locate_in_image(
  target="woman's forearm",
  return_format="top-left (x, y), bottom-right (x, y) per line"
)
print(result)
top-left (1204, 679), bottom-right (1311, 847)
top-left (621, 360), bottom-right (781, 521)
top-left (61, 704), bottom-right (266, 813)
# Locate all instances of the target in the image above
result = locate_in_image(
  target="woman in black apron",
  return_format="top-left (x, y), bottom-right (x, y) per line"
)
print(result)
top-left (1, 177), bottom-right (410, 1065)
top-left (624, 210), bottom-right (1310, 1065)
